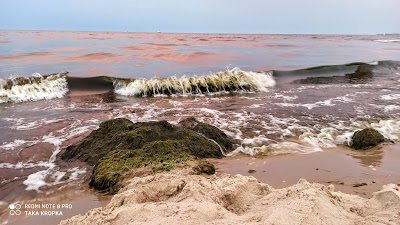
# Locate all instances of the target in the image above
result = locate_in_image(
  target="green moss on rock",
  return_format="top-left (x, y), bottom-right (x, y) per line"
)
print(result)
top-left (193, 160), bottom-right (216, 175)
top-left (179, 117), bottom-right (233, 152)
top-left (90, 140), bottom-right (195, 193)
top-left (61, 118), bottom-right (224, 165)
top-left (350, 128), bottom-right (384, 150)
top-left (61, 118), bottom-right (136, 165)
top-left (62, 118), bottom-right (232, 193)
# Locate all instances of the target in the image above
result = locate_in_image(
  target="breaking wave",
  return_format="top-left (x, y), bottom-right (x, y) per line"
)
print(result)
top-left (113, 68), bottom-right (275, 97)
top-left (0, 73), bottom-right (68, 103)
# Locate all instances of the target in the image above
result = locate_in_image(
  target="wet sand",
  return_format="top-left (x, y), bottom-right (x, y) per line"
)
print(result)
top-left (9, 142), bottom-right (398, 224)
top-left (211, 141), bottom-right (400, 198)
top-left (2, 184), bottom-right (111, 225)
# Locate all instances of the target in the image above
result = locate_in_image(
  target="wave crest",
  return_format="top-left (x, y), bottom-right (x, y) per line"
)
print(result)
top-left (0, 73), bottom-right (68, 103)
top-left (114, 68), bottom-right (275, 97)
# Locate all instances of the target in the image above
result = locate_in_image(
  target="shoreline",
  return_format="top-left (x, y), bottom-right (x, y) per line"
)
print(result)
top-left (211, 141), bottom-right (400, 198)
top-left (2, 128), bottom-right (398, 224)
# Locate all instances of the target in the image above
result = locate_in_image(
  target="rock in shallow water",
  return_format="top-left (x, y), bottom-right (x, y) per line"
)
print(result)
top-left (61, 118), bottom-right (232, 193)
top-left (179, 117), bottom-right (233, 152)
top-left (350, 128), bottom-right (384, 150)
top-left (193, 160), bottom-right (216, 175)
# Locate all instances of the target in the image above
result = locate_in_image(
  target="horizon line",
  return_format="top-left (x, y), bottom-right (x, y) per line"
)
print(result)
top-left (1, 28), bottom-right (397, 36)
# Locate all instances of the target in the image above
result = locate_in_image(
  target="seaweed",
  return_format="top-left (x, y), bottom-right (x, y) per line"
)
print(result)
top-left (62, 118), bottom-right (232, 193)
top-left (350, 128), bottom-right (384, 150)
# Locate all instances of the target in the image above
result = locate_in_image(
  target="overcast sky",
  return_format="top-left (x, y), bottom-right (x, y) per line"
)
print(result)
top-left (1, 0), bottom-right (399, 34)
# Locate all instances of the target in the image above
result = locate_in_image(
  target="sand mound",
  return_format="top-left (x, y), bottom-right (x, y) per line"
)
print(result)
top-left (60, 170), bottom-right (400, 225)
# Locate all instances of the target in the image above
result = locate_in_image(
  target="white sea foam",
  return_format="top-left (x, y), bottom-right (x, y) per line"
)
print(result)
top-left (296, 118), bottom-right (400, 149)
top-left (299, 129), bottom-right (354, 148)
top-left (114, 68), bottom-right (275, 97)
top-left (24, 169), bottom-right (69, 192)
top-left (370, 120), bottom-right (400, 140)
top-left (20, 122), bottom-right (97, 192)
top-left (380, 94), bottom-right (400, 100)
top-left (241, 135), bottom-right (271, 146)
top-left (236, 141), bottom-right (322, 156)
top-left (68, 167), bottom-right (87, 181)
top-left (276, 95), bottom-right (354, 110)
top-left (24, 170), bottom-right (53, 192)
top-left (370, 104), bottom-right (400, 112)
top-left (0, 161), bottom-right (51, 169)
top-left (0, 73), bottom-right (68, 103)
top-left (4, 118), bottom-right (64, 130)
top-left (383, 105), bottom-right (400, 112)
top-left (0, 139), bottom-right (27, 150)
top-left (374, 39), bottom-right (400, 43)
top-left (248, 104), bottom-right (263, 108)
top-left (272, 93), bottom-right (298, 101)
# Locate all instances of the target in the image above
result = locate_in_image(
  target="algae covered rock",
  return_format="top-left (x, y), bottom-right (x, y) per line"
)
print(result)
top-left (62, 118), bottom-right (224, 165)
top-left (90, 141), bottom-right (195, 193)
top-left (193, 160), bottom-right (216, 175)
top-left (61, 118), bottom-right (136, 165)
top-left (179, 117), bottom-right (233, 152)
top-left (62, 118), bottom-right (232, 193)
top-left (350, 128), bottom-right (384, 150)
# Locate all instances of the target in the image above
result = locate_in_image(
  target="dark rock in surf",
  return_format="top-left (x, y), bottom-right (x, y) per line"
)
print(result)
top-left (248, 169), bottom-right (256, 174)
top-left (61, 118), bottom-right (225, 165)
top-left (62, 118), bottom-right (231, 193)
top-left (179, 117), bottom-right (233, 152)
top-left (193, 160), bottom-right (216, 175)
top-left (350, 128), bottom-right (384, 150)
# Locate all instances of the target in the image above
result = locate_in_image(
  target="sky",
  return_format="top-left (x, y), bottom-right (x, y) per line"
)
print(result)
top-left (1, 0), bottom-right (399, 34)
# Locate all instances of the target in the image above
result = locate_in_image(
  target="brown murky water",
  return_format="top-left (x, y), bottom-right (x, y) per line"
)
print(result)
top-left (1, 30), bottom-right (400, 224)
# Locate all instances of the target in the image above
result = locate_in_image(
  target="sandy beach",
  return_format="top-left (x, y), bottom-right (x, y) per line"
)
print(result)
top-left (3, 141), bottom-right (399, 224)
top-left (59, 168), bottom-right (400, 225)
top-left (57, 140), bottom-right (400, 225)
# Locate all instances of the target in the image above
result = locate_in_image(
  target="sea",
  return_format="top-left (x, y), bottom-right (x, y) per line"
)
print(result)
top-left (1, 30), bottom-right (400, 223)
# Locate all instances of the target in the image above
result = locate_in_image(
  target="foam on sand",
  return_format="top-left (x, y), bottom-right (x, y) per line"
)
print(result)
top-left (60, 169), bottom-right (400, 225)
top-left (114, 68), bottom-right (275, 97)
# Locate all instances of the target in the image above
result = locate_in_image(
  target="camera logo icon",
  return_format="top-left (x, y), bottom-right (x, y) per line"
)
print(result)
top-left (9, 203), bottom-right (21, 215)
